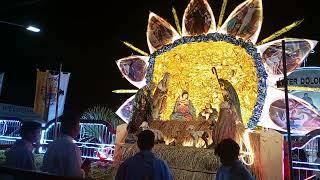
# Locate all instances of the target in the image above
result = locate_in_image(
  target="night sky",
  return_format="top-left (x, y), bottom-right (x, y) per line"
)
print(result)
top-left (0, 0), bottom-right (319, 114)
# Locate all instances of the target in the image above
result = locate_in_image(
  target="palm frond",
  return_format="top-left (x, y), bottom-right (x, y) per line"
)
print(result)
top-left (80, 105), bottom-right (124, 143)
top-left (81, 105), bottom-right (125, 129)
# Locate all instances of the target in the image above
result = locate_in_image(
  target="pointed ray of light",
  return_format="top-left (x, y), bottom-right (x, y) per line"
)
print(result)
top-left (182, 0), bottom-right (216, 36)
top-left (147, 12), bottom-right (181, 53)
top-left (116, 95), bottom-right (135, 123)
top-left (258, 87), bottom-right (320, 135)
top-left (112, 89), bottom-right (138, 94)
top-left (122, 41), bottom-right (149, 56)
top-left (219, 0), bottom-right (263, 44)
top-left (257, 38), bottom-right (317, 84)
top-left (116, 56), bottom-right (149, 88)
top-left (256, 19), bottom-right (304, 46)
top-left (172, 6), bottom-right (182, 35)
top-left (217, 0), bottom-right (228, 30)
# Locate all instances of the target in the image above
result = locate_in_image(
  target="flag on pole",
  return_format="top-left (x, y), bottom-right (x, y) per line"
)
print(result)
top-left (0, 73), bottom-right (4, 96)
top-left (34, 70), bottom-right (70, 122)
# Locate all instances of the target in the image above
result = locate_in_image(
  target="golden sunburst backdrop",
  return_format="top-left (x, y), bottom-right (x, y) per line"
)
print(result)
top-left (115, 0), bottom-right (317, 131)
top-left (152, 41), bottom-right (258, 123)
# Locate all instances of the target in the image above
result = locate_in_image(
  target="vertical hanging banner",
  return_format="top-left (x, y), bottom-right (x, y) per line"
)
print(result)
top-left (0, 73), bottom-right (4, 96)
top-left (33, 70), bottom-right (71, 122)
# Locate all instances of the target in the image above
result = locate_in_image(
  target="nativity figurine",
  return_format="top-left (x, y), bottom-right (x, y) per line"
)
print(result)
top-left (152, 73), bottom-right (169, 120)
top-left (170, 91), bottom-right (196, 121)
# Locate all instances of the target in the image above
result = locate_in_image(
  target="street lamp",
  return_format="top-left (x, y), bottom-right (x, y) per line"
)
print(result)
top-left (26, 26), bottom-right (40, 32)
top-left (0, 20), bottom-right (40, 32)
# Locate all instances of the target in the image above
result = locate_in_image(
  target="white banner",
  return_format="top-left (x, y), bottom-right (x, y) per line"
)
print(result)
top-left (34, 70), bottom-right (70, 122)
top-left (0, 73), bottom-right (4, 96)
top-left (287, 67), bottom-right (320, 87)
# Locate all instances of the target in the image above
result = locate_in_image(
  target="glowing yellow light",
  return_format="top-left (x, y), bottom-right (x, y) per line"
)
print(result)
top-left (288, 86), bottom-right (320, 92)
top-left (217, 0), bottom-right (228, 30)
top-left (152, 41), bottom-right (258, 125)
top-left (172, 6), bottom-right (182, 35)
top-left (122, 41), bottom-right (149, 56)
top-left (112, 89), bottom-right (138, 94)
top-left (163, 137), bottom-right (212, 148)
top-left (257, 19), bottom-right (304, 45)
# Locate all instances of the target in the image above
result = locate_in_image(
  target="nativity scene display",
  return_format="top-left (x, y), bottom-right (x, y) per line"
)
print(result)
top-left (114, 0), bottom-right (317, 176)
top-left (124, 66), bottom-right (247, 152)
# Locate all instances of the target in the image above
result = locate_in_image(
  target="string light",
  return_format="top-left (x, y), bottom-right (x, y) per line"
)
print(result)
top-left (239, 129), bottom-right (255, 166)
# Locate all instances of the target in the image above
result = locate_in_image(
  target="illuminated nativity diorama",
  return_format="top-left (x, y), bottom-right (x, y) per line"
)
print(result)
top-left (113, 0), bottom-right (318, 179)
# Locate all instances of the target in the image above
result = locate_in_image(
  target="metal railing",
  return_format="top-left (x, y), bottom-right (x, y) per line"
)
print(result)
top-left (292, 161), bottom-right (316, 180)
top-left (0, 119), bottom-right (116, 161)
top-left (42, 120), bottom-right (116, 144)
top-left (290, 134), bottom-right (320, 180)
top-left (0, 120), bottom-right (22, 145)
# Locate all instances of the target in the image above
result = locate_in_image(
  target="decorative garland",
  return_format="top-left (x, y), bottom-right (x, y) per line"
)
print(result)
top-left (146, 33), bottom-right (268, 129)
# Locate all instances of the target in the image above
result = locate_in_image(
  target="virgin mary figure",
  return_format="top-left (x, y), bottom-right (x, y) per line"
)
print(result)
top-left (170, 91), bottom-right (196, 121)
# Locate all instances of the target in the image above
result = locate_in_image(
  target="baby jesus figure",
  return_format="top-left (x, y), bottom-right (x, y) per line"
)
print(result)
top-left (199, 103), bottom-right (218, 121)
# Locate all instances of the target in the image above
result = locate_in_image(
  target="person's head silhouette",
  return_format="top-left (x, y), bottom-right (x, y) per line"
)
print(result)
top-left (61, 112), bottom-right (80, 139)
top-left (137, 130), bottom-right (155, 151)
top-left (19, 121), bottom-right (42, 143)
top-left (215, 138), bottom-right (240, 166)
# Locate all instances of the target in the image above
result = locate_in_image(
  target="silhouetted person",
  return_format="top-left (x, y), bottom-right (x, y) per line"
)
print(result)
top-left (5, 121), bottom-right (41, 180)
top-left (215, 139), bottom-right (254, 180)
top-left (116, 130), bottom-right (173, 180)
top-left (42, 113), bottom-right (90, 178)
top-left (6, 121), bottom-right (41, 170)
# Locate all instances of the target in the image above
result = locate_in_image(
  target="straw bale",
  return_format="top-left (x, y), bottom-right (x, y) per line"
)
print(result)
top-left (119, 144), bottom-right (219, 180)
top-left (114, 121), bottom-right (264, 179)
top-left (171, 168), bottom-right (216, 180)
